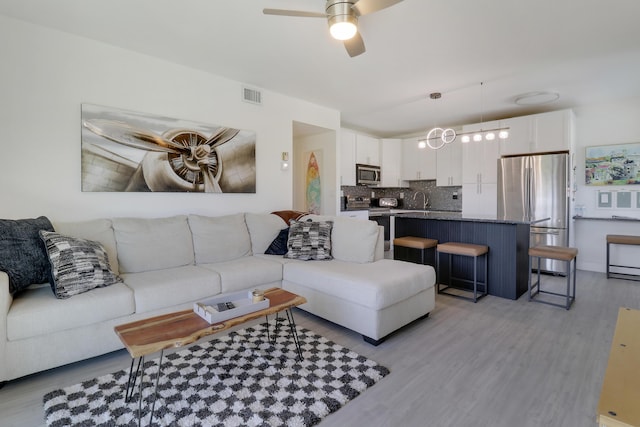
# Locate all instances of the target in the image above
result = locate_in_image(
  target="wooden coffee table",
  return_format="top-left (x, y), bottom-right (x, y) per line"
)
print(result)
top-left (114, 287), bottom-right (306, 426)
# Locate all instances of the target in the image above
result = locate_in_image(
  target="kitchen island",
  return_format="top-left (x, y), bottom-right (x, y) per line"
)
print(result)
top-left (394, 212), bottom-right (546, 300)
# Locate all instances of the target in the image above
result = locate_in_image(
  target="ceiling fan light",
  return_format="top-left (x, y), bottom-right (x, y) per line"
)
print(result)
top-left (329, 16), bottom-right (358, 40)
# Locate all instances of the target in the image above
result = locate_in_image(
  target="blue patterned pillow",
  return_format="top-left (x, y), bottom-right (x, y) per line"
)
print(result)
top-left (0, 216), bottom-right (54, 294)
top-left (284, 220), bottom-right (333, 261)
top-left (39, 231), bottom-right (122, 299)
top-left (265, 228), bottom-right (289, 255)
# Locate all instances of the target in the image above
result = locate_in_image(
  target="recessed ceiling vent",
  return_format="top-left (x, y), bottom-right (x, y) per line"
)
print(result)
top-left (242, 87), bottom-right (262, 105)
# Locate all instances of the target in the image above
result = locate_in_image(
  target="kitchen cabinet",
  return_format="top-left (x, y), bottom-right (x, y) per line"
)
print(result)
top-left (356, 134), bottom-right (380, 166)
top-left (380, 138), bottom-right (402, 187)
top-left (500, 109), bottom-right (573, 156)
top-left (436, 138), bottom-right (462, 186)
top-left (401, 137), bottom-right (437, 181)
top-left (461, 120), bottom-right (501, 216)
top-left (339, 129), bottom-right (356, 186)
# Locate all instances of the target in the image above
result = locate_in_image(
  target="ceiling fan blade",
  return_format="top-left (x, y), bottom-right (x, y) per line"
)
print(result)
top-left (344, 32), bottom-right (366, 57)
top-left (263, 8), bottom-right (326, 18)
top-left (352, 0), bottom-right (404, 16)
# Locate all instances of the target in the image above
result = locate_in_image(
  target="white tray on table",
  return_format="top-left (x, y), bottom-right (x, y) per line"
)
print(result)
top-left (193, 290), bottom-right (270, 324)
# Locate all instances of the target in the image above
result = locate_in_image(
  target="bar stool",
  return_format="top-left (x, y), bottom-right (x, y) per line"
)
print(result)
top-left (393, 236), bottom-right (438, 266)
top-left (528, 245), bottom-right (578, 310)
top-left (606, 234), bottom-right (640, 281)
top-left (436, 242), bottom-right (488, 303)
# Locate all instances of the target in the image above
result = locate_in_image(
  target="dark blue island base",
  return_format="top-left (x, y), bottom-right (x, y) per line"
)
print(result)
top-left (394, 215), bottom-right (531, 300)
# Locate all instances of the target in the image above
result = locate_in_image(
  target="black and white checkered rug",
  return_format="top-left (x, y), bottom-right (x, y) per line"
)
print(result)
top-left (43, 322), bottom-right (389, 426)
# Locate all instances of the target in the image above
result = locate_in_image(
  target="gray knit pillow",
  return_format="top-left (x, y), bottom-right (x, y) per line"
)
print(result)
top-left (39, 231), bottom-right (122, 299)
top-left (284, 220), bottom-right (333, 261)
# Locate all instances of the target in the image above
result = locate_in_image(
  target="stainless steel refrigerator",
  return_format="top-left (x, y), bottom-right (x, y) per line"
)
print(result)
top-left (497, 153), bottom-right (569, 274)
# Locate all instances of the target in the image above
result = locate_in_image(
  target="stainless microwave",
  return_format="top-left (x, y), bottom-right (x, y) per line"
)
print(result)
top-left (356, 163), bottom-right (381, 186)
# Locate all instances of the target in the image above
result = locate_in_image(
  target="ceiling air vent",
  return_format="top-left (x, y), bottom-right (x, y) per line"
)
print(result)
top-left (242, 87), bottom-right (262, 105)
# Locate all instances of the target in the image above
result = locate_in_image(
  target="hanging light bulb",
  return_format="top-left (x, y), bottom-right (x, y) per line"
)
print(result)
top-left (485, 132), bottom-right (495, 141)
top-left (473, 133), bottom-right (483, 142)
top-left (499, 130), bottom-right (509, 139)
top-left (418, 140), bottom-right (427, 149)
top-left (461, 135), bottom-right (471, 143)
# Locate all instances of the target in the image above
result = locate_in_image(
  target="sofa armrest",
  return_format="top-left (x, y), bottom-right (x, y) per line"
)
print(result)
top-left (0, 272), bottom-right (12, 381)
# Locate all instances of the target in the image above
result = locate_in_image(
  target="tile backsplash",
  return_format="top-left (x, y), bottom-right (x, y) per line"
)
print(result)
top-left (341, 180), bottom-right (462, 211)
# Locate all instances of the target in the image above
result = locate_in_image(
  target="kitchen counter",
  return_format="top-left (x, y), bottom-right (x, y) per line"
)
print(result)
top-left (394, 211), bottom-right (549, 225)
top-left (574, 215), bottom-right (640, 222)
top-left (395, 215), bottom-right (534, 300)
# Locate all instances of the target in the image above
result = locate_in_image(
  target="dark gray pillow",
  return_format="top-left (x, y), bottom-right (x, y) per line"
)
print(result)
top-left (39, 231), bottom-right (122, 299)
top-left (0, 216), bottom-right (54, 294)
top-left (265, 228), bottom-right (289, 255)
top-left (284, 220), bottom-right (333, 261)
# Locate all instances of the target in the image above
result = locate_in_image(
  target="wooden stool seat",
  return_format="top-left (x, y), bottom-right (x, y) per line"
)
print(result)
top-left (606, 234), bottom-right (640, 281)
top-left (394, 236), bottom-right (438, 266)
top-left (437, 242), bottom-right (488, 257)
top-left (528, 245), bottom-right (577, 262)
top-left (436, 242), bottom-right (488, 303)
top-left (528, 245), bottom-right (578, 310)
top-left (607, 234), bottom-right (640, 245)
top-left (394, 236), bottom-right (438, 250)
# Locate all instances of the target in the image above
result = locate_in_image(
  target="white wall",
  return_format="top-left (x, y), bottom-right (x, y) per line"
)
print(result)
top-left (0, 15), bottom-right (340, 222)
top-left (572, 96), bottom-right (640, 272)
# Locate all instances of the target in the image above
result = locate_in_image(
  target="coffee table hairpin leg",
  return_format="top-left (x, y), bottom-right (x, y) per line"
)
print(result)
top-left (264, 310), bottom-right (303, 361)
top-left (124, 350), bottom-right (164, 427)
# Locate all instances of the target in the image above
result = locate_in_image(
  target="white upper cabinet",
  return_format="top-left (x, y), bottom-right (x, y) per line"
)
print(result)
top-left (356, 134), bottom-right (380, 166)
top-left (339, 129), bottom-right (356, 186)
top-left (461, 120), bottom-right (501, 184)
top-left (380, 138), bottom-right (402, 187)
top-left (500, 110), bottom-right (572, 156)
top-left (401, 137), bottom-right (437, 181)
top-left (461, 120), bottom-right (501, 216)
top-left (436, 138), bottom-right (462, 186)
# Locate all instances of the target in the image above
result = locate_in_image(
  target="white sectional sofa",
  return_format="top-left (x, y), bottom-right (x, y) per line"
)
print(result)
top-left (0, 212), bottom-right (435, 383)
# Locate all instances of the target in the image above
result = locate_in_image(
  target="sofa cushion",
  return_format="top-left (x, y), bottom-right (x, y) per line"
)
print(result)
top-left (198, 256), bottom-right (283, 293)
top-left (300, 215), bottom-right (378, 263)
top-left (189, 214), bottom-right (251, 264)
top-left (284, 220), bottom-right (333, 261)
top-left (245, 213), bottom-right (287, 254)
top-left (39, 231), bottom-right (122, 299)
top-left (120, 265), bottom-right (221, 313)
top-left (283, 259), bottom-right (434, 310)
top-left (265, 227), bottom-right (289, 255)
top-left (53, 218), bottom-right (119, 274)
top-left (7, 282), bottom-right (134, 341)
top-left (0, 216), bottom-right (54, 294)
top-left (112, 216), bottom-right (194, 273)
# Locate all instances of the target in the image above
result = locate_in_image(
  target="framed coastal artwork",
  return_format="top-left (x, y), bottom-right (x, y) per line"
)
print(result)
top-left (304, 150), bottom-right (322, 214)
top-left (585, 142), bottom-right (640, 185)
top-left (81, 104), bottom-right (256, 193)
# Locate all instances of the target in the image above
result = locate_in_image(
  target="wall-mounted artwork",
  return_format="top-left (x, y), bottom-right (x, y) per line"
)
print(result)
top-left (585, 143), bottom-right (640, 185)
top-left (305, 150), bottom-right (322, 214)
top-left (81, 104), bottom-right (256, 193)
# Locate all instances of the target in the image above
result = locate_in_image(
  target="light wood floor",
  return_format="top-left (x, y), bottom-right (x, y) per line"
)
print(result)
top-left (1, 271), bottom-right (638, 427)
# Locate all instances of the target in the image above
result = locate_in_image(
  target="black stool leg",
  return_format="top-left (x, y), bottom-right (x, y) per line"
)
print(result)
top-left (565, 259), bottom-right (571, 310)
top-left (528, 255), bottom-right (533, 301)
top-left (606, 242), bottom-right (610, 278)
top-left (473, 255), bottom-right (478, 303)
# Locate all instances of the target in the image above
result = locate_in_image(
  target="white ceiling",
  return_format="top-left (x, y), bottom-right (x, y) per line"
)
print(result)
top-left (2, 0), bottom-right (640, 138)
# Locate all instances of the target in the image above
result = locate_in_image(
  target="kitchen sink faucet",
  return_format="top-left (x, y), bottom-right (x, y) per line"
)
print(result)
top-left (413, 191), bottom-right (429, 210)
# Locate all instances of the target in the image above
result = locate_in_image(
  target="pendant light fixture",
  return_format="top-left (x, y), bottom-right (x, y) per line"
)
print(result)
top-left (420, 82), bottom-right (509, 150)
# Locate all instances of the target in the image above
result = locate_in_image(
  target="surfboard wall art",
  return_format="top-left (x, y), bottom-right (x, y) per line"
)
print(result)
top-left (305, 150), bottom-right (322, 214)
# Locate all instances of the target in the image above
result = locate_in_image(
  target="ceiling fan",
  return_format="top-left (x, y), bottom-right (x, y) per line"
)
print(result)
top-left (263, 0), bottom-right (404, 57)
